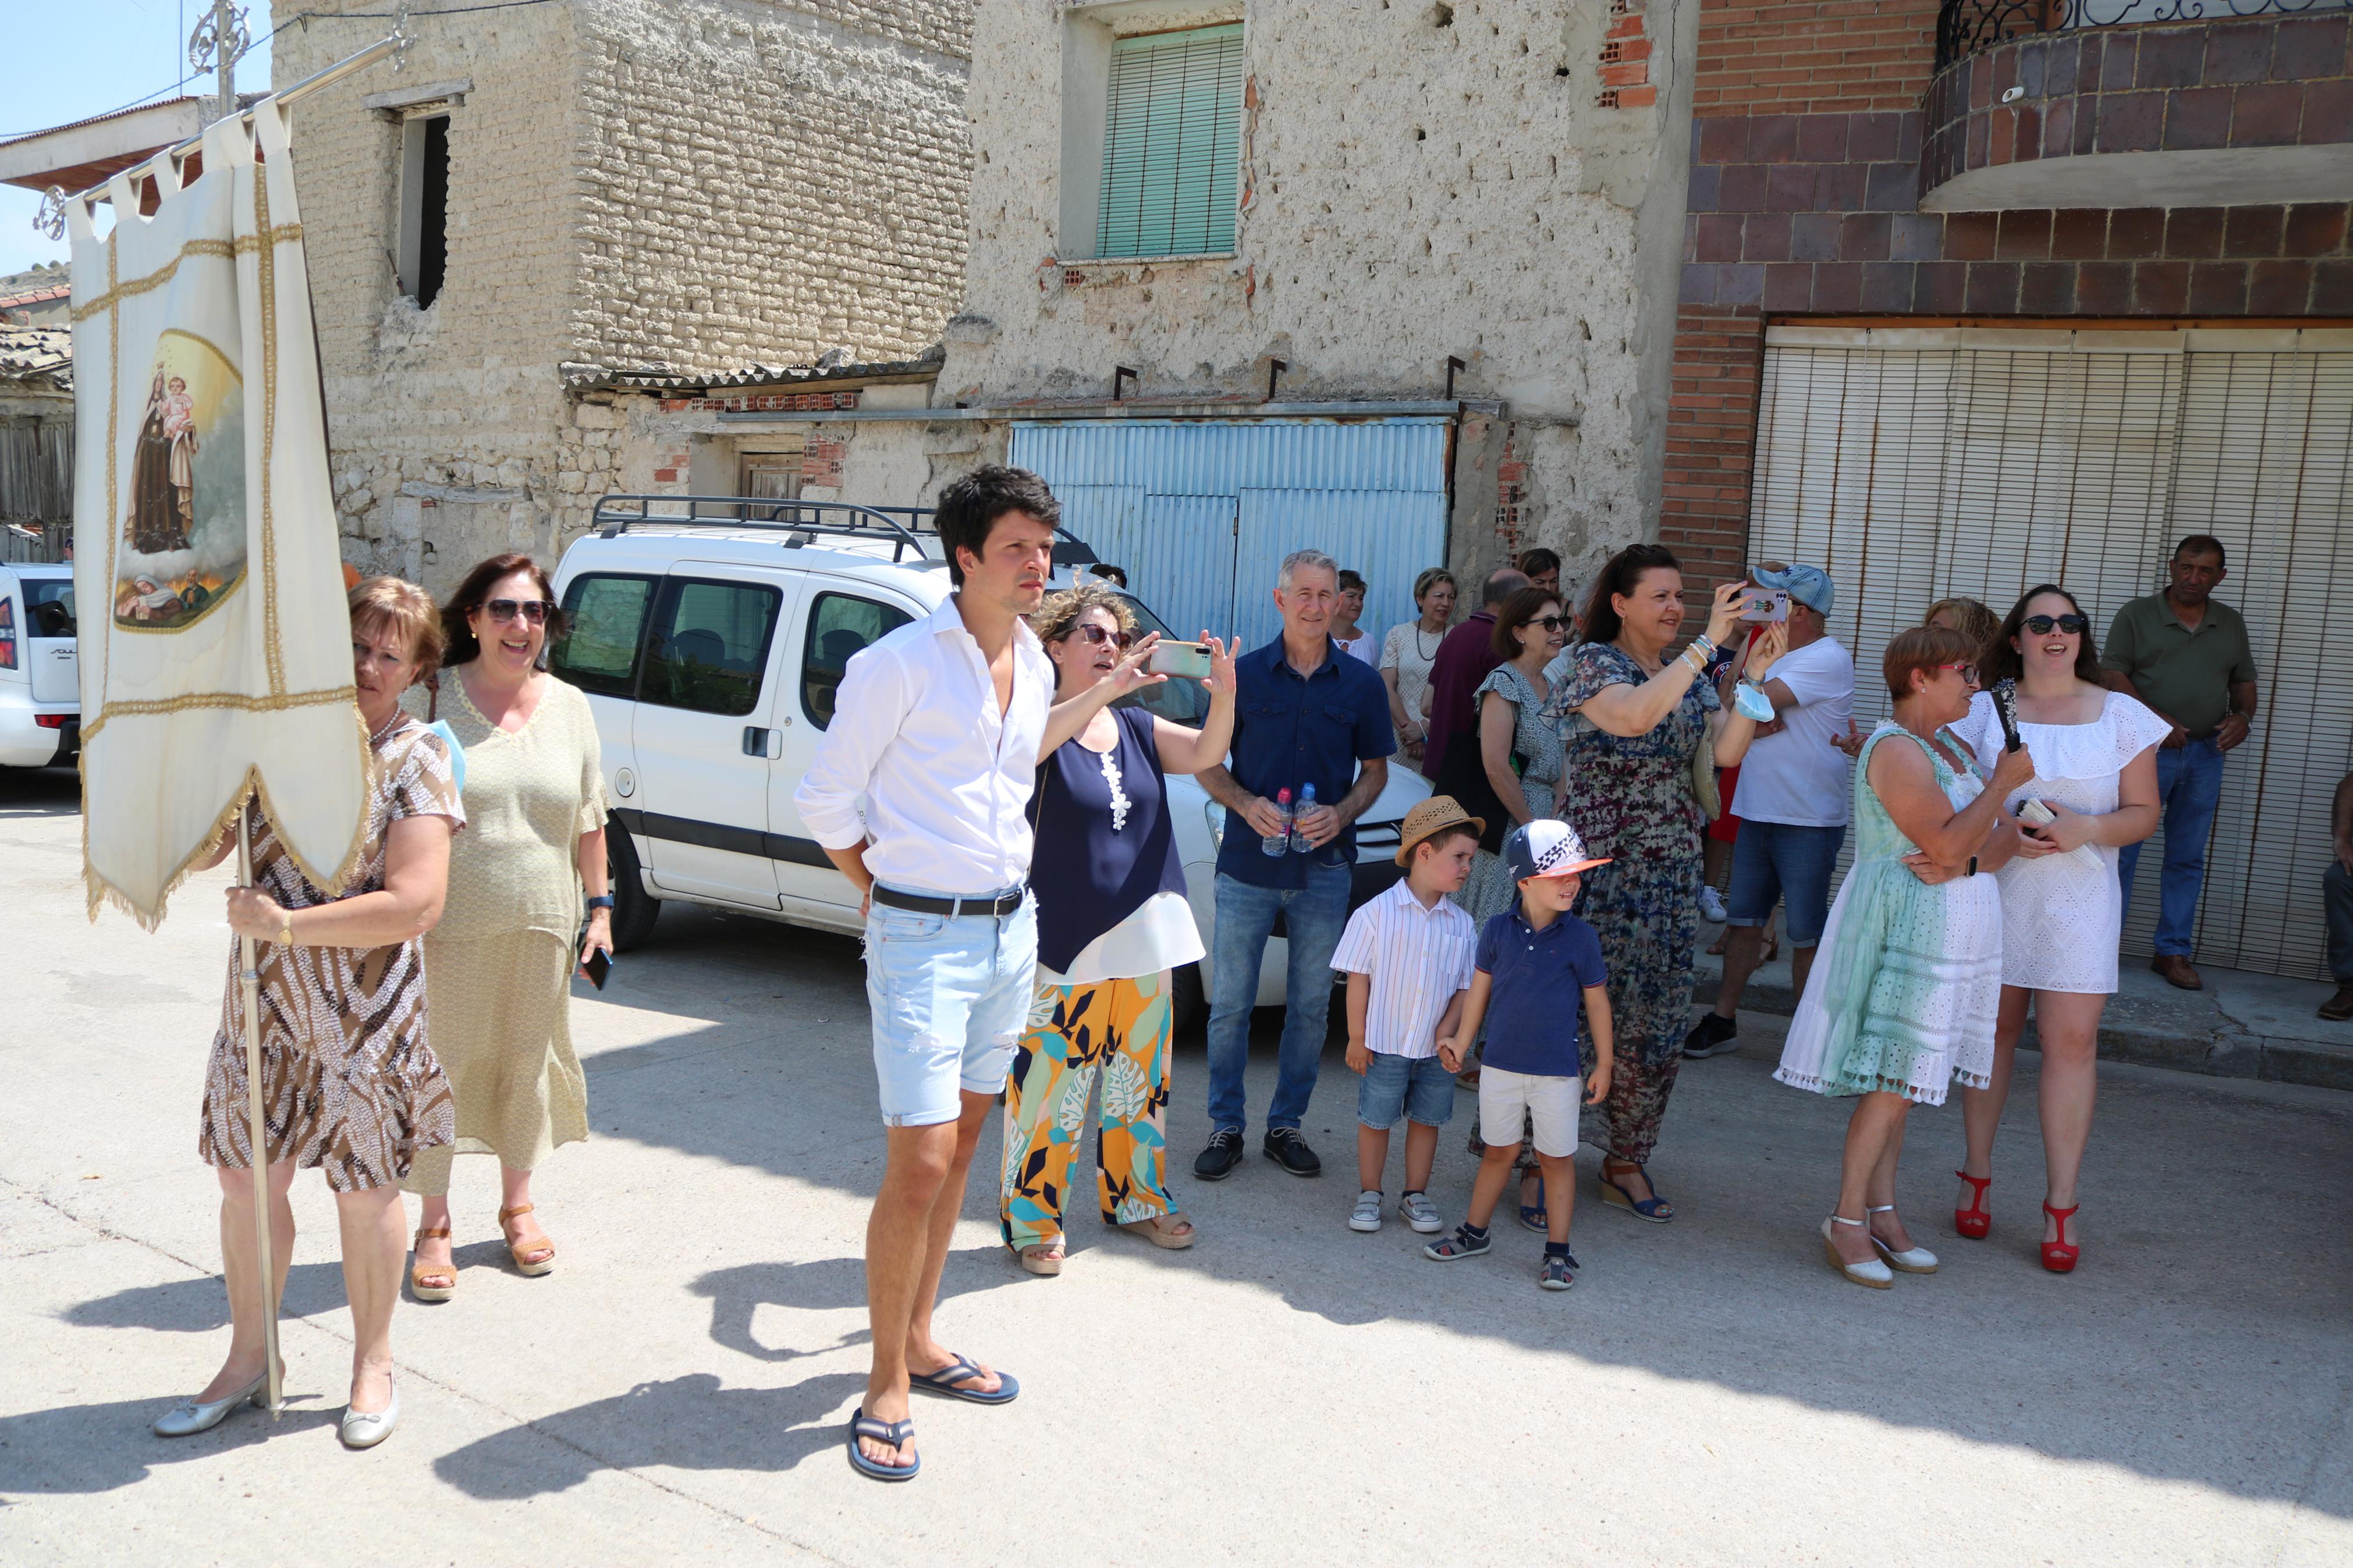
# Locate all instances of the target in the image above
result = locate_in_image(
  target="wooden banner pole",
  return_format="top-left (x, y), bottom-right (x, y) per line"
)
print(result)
top-left (236, 799), bottom-right (283, 1417)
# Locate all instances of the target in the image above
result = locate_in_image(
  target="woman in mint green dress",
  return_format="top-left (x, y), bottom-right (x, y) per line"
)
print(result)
top-left (1774, 627), bottom-right (2039, 1289)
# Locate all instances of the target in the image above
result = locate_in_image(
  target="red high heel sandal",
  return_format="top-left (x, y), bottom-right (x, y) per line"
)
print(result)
top-left (2040, 1200), bottom-right (2080, 1274)
top-left (1953, 1169), bottom-right (1991, 1240)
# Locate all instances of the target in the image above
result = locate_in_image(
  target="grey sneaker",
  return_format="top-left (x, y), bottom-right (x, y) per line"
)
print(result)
top-left (1399, 1191), bottom-right (1444, 1233)
top-left (1348, 1190), bottom-right (1383, 1232)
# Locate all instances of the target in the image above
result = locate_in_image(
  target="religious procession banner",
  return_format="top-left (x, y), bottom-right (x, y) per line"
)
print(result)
top-left (69, 100), bottom-right (365, 926)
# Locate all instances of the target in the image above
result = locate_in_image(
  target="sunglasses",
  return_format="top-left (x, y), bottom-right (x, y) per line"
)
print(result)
top-left (1937, 662), bottom-right (1980, 684)
top-left (480, 598), bottom-right (555, 625)
top-left (1069, 624), bottom-right (1134, 649)
top-left (1525, 614), bottom-right (1567, 634)
top-left (2022, 613), bottom-right (2088, 635)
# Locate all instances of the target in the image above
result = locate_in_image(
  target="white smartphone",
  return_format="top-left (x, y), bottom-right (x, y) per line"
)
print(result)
top-left (1147, 640), bottom-right (1213, 680)
top-left (1739, 588), bottom-right (1790, 623)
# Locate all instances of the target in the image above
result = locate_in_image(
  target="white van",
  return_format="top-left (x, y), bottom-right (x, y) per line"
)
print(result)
top-left (547, 496), bottom-right (1431, 1023)
top-left (0, 562), bottom-right (78, 767)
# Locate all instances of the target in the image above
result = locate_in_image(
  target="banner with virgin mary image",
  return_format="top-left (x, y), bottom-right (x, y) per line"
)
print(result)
top-left (69, 99), bottom-right (366, 927)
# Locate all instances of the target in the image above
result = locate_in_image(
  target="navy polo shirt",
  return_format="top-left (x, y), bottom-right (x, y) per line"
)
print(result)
top-left (1476, 906), bottom-right (1608, 1078)
top-left (1215, 634), bottom-right (1397, 889)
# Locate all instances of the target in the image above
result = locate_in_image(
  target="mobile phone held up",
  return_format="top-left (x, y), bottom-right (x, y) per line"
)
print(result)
top-left (1738, 588), bottom-right (1790, 623)
top-left (1147, 639), bottom-right (1213, 680)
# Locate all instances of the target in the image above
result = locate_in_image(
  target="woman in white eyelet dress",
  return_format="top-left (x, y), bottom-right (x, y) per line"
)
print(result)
top-left (1943, 586), bottom-right (2164, 1273)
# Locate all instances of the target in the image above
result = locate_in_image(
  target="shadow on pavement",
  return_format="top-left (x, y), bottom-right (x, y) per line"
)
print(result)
top-left (0, 1395), bottom-right (341, 1494)
top-left (431, 1371), bottom-right (869, 1494)
top-left (0, 764), bottom-right (78, 819)
top-left (530, 899), bottom-right (2353, 1518)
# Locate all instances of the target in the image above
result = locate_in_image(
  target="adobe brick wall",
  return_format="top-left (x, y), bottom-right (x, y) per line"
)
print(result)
top-left (1656, 0), bottom-right (2353, 590)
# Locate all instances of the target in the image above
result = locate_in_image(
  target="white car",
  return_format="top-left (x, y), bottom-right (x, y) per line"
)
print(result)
top-left (0, 562), bottom-right (78, 767)
top-left (548, 496), bottom-right (1431, 1024)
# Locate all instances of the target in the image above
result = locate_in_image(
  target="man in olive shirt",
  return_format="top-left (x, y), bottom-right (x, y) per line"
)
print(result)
top-left (2102, 534), bottom-right (2259, 991)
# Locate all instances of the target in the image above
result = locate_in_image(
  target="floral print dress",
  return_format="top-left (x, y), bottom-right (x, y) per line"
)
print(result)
top-left (1559, 641), bottom-right (1719, 1065)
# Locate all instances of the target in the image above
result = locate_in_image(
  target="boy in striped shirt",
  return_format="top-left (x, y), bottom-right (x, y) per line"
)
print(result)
top-left (1333, 798), bottom-right (1483, 1236)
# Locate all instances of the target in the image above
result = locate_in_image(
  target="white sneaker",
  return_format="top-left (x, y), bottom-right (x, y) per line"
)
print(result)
top-left (1348, 1190), bottom-right (1384, 1232)
top-left (1699, 885), bottom-right (1729, 923)
top-left (1399, 1191), bottom-right (1445, 1233)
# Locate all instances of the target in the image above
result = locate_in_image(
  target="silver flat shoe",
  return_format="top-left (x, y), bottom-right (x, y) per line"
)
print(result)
top-left (339, 1373), bottom-right (400, 1450)
top-left (152, 1371), bottom-right (267, 1438)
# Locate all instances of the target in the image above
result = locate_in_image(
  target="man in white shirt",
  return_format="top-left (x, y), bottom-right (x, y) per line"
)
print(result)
top-left (1683, 563), bottom-right (1855, 1061)
top-left (794, 465), bottom-right (1151, 1482)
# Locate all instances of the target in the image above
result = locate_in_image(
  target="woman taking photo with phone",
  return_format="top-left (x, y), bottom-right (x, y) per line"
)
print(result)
top-left (999, 585), bottom-right (1236, 1275)
top-left (403, 554), bottom-right (611, 1299)
top-left (1557, 545), bottom-right (1782, 1224)
top-left (1947, 586), bottom-right (2163, 1272)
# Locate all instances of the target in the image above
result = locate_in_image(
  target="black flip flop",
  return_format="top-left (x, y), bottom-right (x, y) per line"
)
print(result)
top-left (847, 1409), bottom-right (919, 1482)
top-left (910, 1354), bottom-right (1020, 1406)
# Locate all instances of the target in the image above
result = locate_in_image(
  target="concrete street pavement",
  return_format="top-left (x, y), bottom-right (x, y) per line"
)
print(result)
top-left (4, 762), bottom-right (2350, 1566)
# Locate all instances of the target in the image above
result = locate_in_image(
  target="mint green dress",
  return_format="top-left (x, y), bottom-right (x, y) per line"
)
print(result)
top-left (1772, 724), bottom-right (2002, 1107)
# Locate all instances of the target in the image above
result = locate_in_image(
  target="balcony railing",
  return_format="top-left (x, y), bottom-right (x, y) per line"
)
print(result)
top-left (1936, 0), bottom-right (2350, 72)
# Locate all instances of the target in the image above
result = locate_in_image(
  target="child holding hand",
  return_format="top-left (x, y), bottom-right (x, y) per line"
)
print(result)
top-left (1429, 820), bottom-right (1616, 1290)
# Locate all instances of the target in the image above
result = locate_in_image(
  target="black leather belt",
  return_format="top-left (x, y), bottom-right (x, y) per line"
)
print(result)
top-left (872, 884), bottom-right (1028, 919)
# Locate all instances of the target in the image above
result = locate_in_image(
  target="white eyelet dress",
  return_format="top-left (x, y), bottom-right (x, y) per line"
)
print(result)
top-left (1949, 689), bottom-right (2171, 995)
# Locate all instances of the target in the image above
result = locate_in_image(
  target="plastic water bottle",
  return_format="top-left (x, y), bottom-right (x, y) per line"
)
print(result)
top-left (1290, 782), bottom-right (1317, 854)
top-left (1261, 787), bottom-right (1293, 856)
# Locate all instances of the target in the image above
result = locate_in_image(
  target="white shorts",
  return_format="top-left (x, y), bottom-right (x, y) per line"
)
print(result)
top-left (1478, 1067), bottom-right (1582, 1158)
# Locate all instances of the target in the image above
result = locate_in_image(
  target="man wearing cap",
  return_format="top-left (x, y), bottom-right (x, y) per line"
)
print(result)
top-left (1683, 563), bottom-right (1855, 1061)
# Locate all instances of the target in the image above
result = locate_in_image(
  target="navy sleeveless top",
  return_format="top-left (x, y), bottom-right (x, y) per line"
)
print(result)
top-left (1027, 705), bottom-right (1189, 973)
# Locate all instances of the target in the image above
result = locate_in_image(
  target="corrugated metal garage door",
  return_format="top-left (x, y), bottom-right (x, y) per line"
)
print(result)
top-left (1749, 325), bottom-right (2353, 980)
top-left (1009, 419), bottom-right (1450, 654)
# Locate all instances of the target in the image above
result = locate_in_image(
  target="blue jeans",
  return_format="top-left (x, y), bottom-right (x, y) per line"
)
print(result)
top-left (2117, 737), bottom-right (2224, 957)
top-left (1726, 820), bottom-right (1848, 947)
top-left (1206, 863), bottom-right (1352, 1135)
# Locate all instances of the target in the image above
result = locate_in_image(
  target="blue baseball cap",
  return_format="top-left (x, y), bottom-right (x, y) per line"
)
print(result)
top-left (1503, 820), bottom-right (1611, 883)
top-left (1752, 561), bottom-right (1834, 616)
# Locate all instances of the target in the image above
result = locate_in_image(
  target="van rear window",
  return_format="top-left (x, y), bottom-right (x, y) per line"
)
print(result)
top-left (23, 578), bottom-right (74, 639)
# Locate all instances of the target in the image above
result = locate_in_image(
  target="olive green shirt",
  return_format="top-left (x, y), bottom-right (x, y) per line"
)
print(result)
top-left (2102, 591), bottom-right (2256, 738)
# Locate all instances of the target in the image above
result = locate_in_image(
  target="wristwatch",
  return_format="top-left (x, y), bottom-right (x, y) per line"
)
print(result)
top-left (586, 894), bottom-right (615, 912)
top-left (1965, 856), bottom-right (1978, 878)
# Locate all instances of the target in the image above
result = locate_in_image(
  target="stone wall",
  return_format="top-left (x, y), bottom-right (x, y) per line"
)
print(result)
top-left (271, 0), bottom-right (973, 596)
top-left (930, 0), bottom-right (1697, 590)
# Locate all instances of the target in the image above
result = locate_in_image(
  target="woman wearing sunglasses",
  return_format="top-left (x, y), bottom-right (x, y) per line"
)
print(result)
top-left (402, 554), bottom-right (611, 1299)
top-left (1947, 586), bottom-right (2163, 1272)
top-left (999, 584), bottom-right (1236, 1274)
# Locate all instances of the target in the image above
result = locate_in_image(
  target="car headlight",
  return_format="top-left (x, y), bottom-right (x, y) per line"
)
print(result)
top-left (1205, 800), bottom-right (1226, 850)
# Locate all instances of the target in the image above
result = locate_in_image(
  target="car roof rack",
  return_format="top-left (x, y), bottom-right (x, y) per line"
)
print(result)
top-left (590, 492), bottom-right (1103, 567)
top-left (591, 494), bottom-right (938, 561)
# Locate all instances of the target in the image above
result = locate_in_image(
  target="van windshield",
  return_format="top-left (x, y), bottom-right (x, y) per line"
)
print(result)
top-left (1110, 591), bottom-right (1209, 727)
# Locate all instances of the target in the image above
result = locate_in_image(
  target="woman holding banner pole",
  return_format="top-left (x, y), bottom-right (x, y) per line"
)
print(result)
top-left (155, 578), bottom-right (463, 1449)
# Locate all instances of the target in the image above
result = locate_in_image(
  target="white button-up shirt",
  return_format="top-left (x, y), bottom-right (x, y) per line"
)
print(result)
top-left (1330, 877), bottom-right (1479, 1059)
top-left (794, 593), bottom-right (1055, 897)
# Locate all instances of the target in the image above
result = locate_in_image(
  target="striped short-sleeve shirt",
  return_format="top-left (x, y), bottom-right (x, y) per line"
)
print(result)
top-left (1331, 878), bottom-right (1479, 1059)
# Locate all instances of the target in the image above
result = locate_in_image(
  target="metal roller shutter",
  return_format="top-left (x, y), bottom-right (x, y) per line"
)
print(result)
top-left (1749, 324), bottom-right (2353, 981)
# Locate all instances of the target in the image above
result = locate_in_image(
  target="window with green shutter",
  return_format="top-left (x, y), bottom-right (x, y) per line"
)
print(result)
top-left (1095, 24), bottom-right (1244, 259)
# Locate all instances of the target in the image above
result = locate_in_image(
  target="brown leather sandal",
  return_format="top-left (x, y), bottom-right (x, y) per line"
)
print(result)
top-left (410, 1225), bottom-right (457, 1302)
top-left (498, 1204), bottom-right (556, 1276)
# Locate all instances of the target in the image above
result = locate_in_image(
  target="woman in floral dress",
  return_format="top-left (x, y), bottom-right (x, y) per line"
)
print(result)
top-left (1558, 545), bottom-right (1780, 1224)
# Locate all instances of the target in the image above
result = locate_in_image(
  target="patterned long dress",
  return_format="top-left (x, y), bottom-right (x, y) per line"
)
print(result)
top-left (198, 717), bottom-right (463, 1190)
top-left (1558, 641), bottom-right (1719, 1165)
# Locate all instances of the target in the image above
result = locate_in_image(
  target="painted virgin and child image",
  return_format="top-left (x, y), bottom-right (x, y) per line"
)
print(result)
top-left (115, 329), bottom-right (247, 631)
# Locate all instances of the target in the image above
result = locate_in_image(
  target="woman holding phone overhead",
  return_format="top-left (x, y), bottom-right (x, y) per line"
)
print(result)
top-left (1946, 586), bottom-right (2163, 1272)
top-left (1000, 584), bottom-right (1237, 1275)
top-left (403, 554), bottom-right (611, 1300)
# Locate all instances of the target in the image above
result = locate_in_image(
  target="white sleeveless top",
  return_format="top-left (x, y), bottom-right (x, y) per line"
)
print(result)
top-left (1949, 689), bottom-right (2170, 994)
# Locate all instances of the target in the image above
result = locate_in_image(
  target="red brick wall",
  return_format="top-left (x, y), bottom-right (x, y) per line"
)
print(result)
top-left (1656, 7), bottom-right (2353, 589)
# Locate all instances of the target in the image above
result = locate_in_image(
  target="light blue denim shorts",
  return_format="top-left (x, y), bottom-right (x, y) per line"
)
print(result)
top-left (863, 887), bottom-right (1037, 1128)
top-left (1357, 1050), bottom-right (1457, 1130)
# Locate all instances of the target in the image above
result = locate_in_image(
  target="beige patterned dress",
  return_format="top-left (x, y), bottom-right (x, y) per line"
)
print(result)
top-left (198, 717), bottom-right (463, 1190)
top-left (404, 671), bottom-right (606, 1194)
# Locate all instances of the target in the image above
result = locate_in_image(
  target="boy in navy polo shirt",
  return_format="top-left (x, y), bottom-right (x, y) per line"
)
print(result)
top-left (1429, 821), bottom-right (1616, 1290)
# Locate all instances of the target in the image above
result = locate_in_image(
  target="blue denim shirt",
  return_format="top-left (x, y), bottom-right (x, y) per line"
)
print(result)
top-left (1215, 634), bottom-right (1397, 890)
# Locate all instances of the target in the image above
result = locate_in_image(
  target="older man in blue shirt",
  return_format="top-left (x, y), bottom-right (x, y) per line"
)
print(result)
top-left (1194, 549), bottom-right (1397, 1181)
